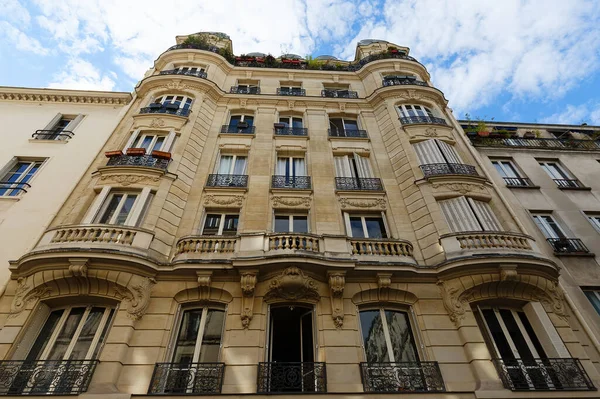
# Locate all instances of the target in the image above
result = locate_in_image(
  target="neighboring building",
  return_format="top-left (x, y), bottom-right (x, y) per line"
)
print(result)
top-left (0, 32), bottom-right (599, 399)
top-left (0, 87), bottom-right (131, 293)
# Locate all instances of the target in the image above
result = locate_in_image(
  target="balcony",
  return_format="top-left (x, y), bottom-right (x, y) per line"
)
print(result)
top-left (0, 359), bottom-right (98, 395)
top-left (503, 177), bottom-right (536, 187)
top-left (400, 116), bottom-right (448, 126)
top-left (206, 174), bottom-right (248, 188)
top-left (230, 86), bottom-right (260, 94)
top-left (175, 235), bottom-right (237, 256)
top-left (451, 231), bottom-right (532, 251)
top-left (553, 179), bottom-right (587, 189)
top-left (321, 89), bottom-right (358, 99)
top-left (335, 177), bottom-right (383, 191)
top-left (470, 136), bottom-right (600, 151)
top-left (547, 238), bottom-right (590, 255)
top-left (360, 362), bottom-right (445, 393)
top-left (274, 127), bottom-right (307, 136)
top-left (349, 238), bottom-right (413, 257)
top-left (420, 163), bottom-right (478, 178)
top-left (159, 69), bottom-right (207, 79)
top-left (271, 175), bottom-right (312, 189)
top-left (220, 124), bottom-right (255, 134)
top-left (139, 104), bottom-right (190, 117)
top-left (382, 77), bottom-right (429, 87)
top-left (148, 362), bottom-right (224, 395)
top-left (0, 181), bottom-right (31, 195)
top-left (257, 362), bottom-right (326, 394)
top-left (277, 88), bottom-right (306, 96)
top-left (492, 358), bottom-right (595, 391)
top-left (105, 152), bottom-right (170, 170)
top-left (32, 129), bottom-right (74, 140)
top-left (328, 129), bottom-right (368, 138)
top-left (269, 233), bottom-right (320, 252)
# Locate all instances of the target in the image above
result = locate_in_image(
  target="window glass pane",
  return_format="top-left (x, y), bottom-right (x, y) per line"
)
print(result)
top-left (359, 310), bottom-right (390, 362)
top-left (218, 155), bottom-right (233, 174)
top-left (385, 310), bottom-right (418, 362)
top-left (26, 310), bottom-right (64, 360)
top-left (69, 307), bottom-right (105, 359)
top-left (279, 117), bottom-right (289, 126)
top-left (517, 311), bottom-right (546, 358)
top-left (233, 157), bottom-right (247, 175)
top-left (329, 118), bottom-right (344, 132)
top-left (198, 310), bottom-right (225, 362)
top-left (414, 106), bottom-right (427, 117)
top-left (229, 115), bottom-right (242, 127)
top-left (350, 217), bottom-right (365, 238)
top-left (152, 136), bottom-right (165, 152)
top-left (138, 136), bottom-right (153, 150)
top-left (274, 216), bottom-right (289, 233)
top-left (481, 309), bottom-right (514, 360)
top-left (365, 217), bottom-right (386, 238)
top-left (4, 162), bottom-right (30, 183)
top-left (92, 309), bottom-right (115, 358)
top-left (344, 119), bottom-right (358, 130)
top-left (499, 309), bottom-right (534, 360)
top-left (172, 310), bottom-right (202, 363)
top-left (493, 162), bottom-right (508, 178)
top-left (203, 214), bottom-right (221, 235)
top-left (19, 162), bottom-right (41, 185)
top-left (48, 307), bottom-right (86, 360)
top-left (222, 215), bottom-right (239, 235)
top-left (114, 194), bottom-right (137, 225)
top-left (292, 118), bottom-right (303, 128)
top-left (98, 194), bottom-right (123, 224)
top-left (584, 291), bottom-right (600, 315)
top-left (243, 116), bottom-right (254, 126)
top-left (293, 216), bottom-right (308, 233)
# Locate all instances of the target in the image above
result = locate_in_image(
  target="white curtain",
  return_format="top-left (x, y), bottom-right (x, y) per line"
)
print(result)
top-left (438, 197), bottom-right (481, 232)
top-left (468, 198), bottom-right (502, 231)
top-left (218, 155), bottom-right (233, 174)
top-left (293, 158), bottom-right (306, 176)
top-left (334, 156), bottom-right (353, 177)
top-left (413, 140), bottom-right (445, 165)
top-left (436, 140), bottom-right (462, 164)
top-left (276, 158), bottom-right (288, 176)
top-left (353, 153), bottom-right (373, 178)
top-left (233, 157), bottom-right (247, 174)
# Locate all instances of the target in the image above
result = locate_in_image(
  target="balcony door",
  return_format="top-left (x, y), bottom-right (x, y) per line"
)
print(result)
top-left (334, 154), bottom-right (372, 179)
top-left (413, 139), bottom-right (462, 166)
top-left (215, 154), bottom-right (247, 175)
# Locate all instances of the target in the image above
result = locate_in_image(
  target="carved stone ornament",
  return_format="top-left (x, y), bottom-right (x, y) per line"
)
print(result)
top-left (437, 279), bottom-right (468, 325)
top-left (431, 182), bottom-right (484, 195)
top-left (288, 101), bottom-right (295, 110)
top-left (204, 195), bottom-right (244, 207)
top-left (10, 277), bottom-right (52, 315)
top-left (264, 267), bottom-right (320, 302)
top-left (150, 118), bottom-right (166, 128)
top-left (69, 259), bottom-right (90, 295)
top-left (114, 277), bottom-right (157, 320)
top-left (100, 174), bottom-right (161, 186)
top-left (240, 272), bottom-right (258, 329)
top-left (339, 197), bottom-right (386, 210)
top-left (424, 128), bottom-right (438, 137)
top-left (328, 272), bottom-right (345, 329)
top-left (339, 102), bottom-right (346, 111)
top-left (271, 196), bottom-right (311, 209)
top-left (240, 98), bottom-right (247, 107)
top-left (197, 271), bottom-right (212, 301)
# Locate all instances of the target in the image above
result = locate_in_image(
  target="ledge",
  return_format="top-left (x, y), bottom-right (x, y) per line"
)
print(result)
top-left (557, 186), bottom-right (592, 191)
top-left (132, 111), bottom-right (188, 130)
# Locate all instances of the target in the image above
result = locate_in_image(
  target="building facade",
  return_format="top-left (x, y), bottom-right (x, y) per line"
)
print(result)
top-left (0, 32), bottom-right (598, 398)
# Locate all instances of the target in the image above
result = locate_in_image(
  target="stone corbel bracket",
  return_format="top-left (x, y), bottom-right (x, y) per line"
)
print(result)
top-left (328, 272), bottom-right (346, 329)
top-left (240, 271), bottom-right (258, 329)
top-left (197, 271), bottom-right (213, 301)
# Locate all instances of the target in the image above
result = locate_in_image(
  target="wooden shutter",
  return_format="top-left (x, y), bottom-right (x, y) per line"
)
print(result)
top-left (11, 303), bottom-right (51, 360)
top-left (436, 140), bottom-right (463, 164)
top-left (64, 114), bottom-right (84, 132)
top-left (413, 140), bottom-right (445, 165)
top-left (438, 197), bottom-right (480, 232)
top-left (468, 198), bottom-right (502, 231)
top-left (42, 113), bottom-right (63, 131)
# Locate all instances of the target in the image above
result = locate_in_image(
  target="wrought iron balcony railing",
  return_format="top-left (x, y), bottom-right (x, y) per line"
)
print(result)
top-left (553, 179), bottom-right (587, 189)
top-left (328, 128), bottom-right (368, 138)
top-left (335, 177), bottom-right (383, 191)
top-left (503, 177), bottom-right (535, 187)
top-left (206, 174), bottom-right (248, 188)
top-left (271, 175), bottom-right (312, 189)
top-left (220, 124), bottom-right (256, 134)
top-left (420, 163), bottom-right (478, 177)
top-left (277, 88), bottom-right (306, 96)
top-left (0, 359), bottom-right (98, 395)
top-left (148, 362), bottom-right (225, 395)
top-left (546, 238), bottom-right (590, 254)
top-left (382, 78), bottom-right (429, 87)
top-left (0, 181), bottom-right (31, 195)
top-left (360, 362), bottom-right (445, 393)
top-left (139, 105), bottom-right (191, 117)
top-left (274, 127), bottom-right (308, 136)
top-left (470, 136), bottom-right (600, 151)
top-left (321, 89), bottom-right (358, 98)
top-left (32, 129), bottom-right (74, 140)
top-left (400, 116), bottom-right (449, 126)
top-left (106, 154), bottom-right (170, 170)
top-left (257, 362), bottom-right (326, 394)
top-left (230, 86), bottom-right (260, 94)
top-left (159, 69), bottom-right (207, 79)
top-left (492, 358), bottom-right (595, 391)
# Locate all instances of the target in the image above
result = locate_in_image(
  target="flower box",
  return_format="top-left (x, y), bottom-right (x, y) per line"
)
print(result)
top-left (151, 150), bottom-right (171, 160)
top-left (126, 148), bottom-right (147, 156)
top-left (273, 123), bottom-right (286, 129)
top-left (105, 150), bottom-right (123, 158)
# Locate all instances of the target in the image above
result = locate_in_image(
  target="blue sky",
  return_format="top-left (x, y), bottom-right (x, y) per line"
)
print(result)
top-left (1, 0), bottom-right (600, 125)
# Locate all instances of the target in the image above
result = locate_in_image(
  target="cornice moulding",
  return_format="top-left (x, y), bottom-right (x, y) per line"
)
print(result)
top-left (0, 86), bottom-right (131, 105)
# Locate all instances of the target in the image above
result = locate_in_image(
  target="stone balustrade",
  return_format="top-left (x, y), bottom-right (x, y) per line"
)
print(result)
top-left (176, 236), bottom-right (238, 255)
top-left (348, 238), bottom-right (413, 257)
top-left (440, 231), bottom-right (538, 261)
top-left (268, 233), bottom-right (320, 252)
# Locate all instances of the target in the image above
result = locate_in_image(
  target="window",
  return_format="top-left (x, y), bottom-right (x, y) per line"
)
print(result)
top-left (152, 95), bottom-right (193, 111)
top-left (397, 104), bottom-right (434, 119)
top-left (278, 116), bottom-right (303, 128)
top-left (215, 154), bottom-right (247, 175)
top-left (129, 133), bottom-right (170, 153)
top-left (359, 308), bottom-right (419, 363)
top-left (413, 139), bottom-right (462, 165)
top-left (274, 214), bottom-right (308, 233)
top-left (173, 66), bottom-right (205, 76)
top-left (334, 154), bottom-right (372, 178)
top-left (537, 161), bottom-right (582, 188)
top-left (439, 196), bottom-right (502, 232)
top-left (278, 85), bottom-right (304, 96)
top-left (329, 117), bottom-right (359, 133)
top-left (345, 214), bottom-right (388, 238)
top-left (227, 115), bottom-right (254, 133)
top-left (531, 213), bottom-right (566, 239)
top-left (276, 156), bottom-right (306, 178)
top-left (234, 84), bottom-right (260, 94)
top-left (491, 159), bottom-right (532, 187)
top-left (585, 213), bottom-right (600, 233)
top-left (171, 307), bottom-right (225, 364)
top-left (85, 188), bottom-right (153, 227)
top-left (583, 290), bottom-right (600, 316)
top-left (0, 159), bottom-right (44, 196)
top-left (202, 214), bottom-right (239, 235)
top-left (35, 113), bottom-right (83, 140)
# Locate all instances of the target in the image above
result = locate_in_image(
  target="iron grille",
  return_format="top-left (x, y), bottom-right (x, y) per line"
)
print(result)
top-left (32, 129), bottom-right (74, 140)
top-left (0, 359), bottom-right (98, 395)
top-left (553, 179), bottom-right (586, 189)
top-left (257, 362), bottom-right (326, 394)
top-left (470, 137), bottom-right (600, 151)
top-left (220, 124), bottom-right (256, 134)
top-left (420, 163), bottom-right (478, 177)
top-left (382, 78), bottom-right (429, 87)
top-left (335, 177), bottom-right (383, 191)
top-left (274, 127), bottom-right (308, 136)
top-left (206, 174), bottom-right (248, 188)
top-left (277, 88), bottom-right (306, 96)
top-left (321, 89), bottom-right (358, 98)
top-left (327, 128), bottom-right (368, 138)
top-left (230, 86), bottom-right (260, 94)
top-left (148, 362), bottom-right (225, 395)
top-left (399, 116), bottom-right (448, 126)
top-left (503, 177), bottom-right (534, 187)
top-left (492, 358), bottom-right (595, 391)
top-left (106, 154), bottom-right (170, 170)
top-left (271, 175), bottom-right (312, 189)
top-left (360, 362), bottom-right (445, 393)
top-left (546, 238), bottom-right (590, 254)
top-left (159, 69), bottom-right (207, 79)
top-left (139, 106), bottom-right (191, 117)
top-left (0, 181), bottom-right (31, 194)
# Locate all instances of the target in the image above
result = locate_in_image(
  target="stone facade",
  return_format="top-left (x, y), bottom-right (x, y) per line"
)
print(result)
top-left (0, 33), bottom-right (599, 399)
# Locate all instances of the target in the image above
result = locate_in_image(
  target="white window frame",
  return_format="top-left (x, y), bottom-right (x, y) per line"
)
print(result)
top-left (0, 159), bottom-right (45, 196)
top-left (278, 115), bottom-right (303, 127)
top-left (38, 113), bottom-right (84, 141)
top-left (201, 213), bottom-right (239, 235)
top-left (583, 290), bottom-right (600, 316)
top-left (538, 161), bottom-right (572, 180)
top-left (584, 213), bottom-right (600, 234)
top-left (86, 188), bottom-right (152, 227)
top-left (276, 155), bottom-right (306, 177)
top-left (124, 129), bottom-right (176, 154)
top-left (491, 160), bottom-right (522, 179)
top-left (174, 66), bottom-right (206, 74)
top-left (273, 213), bottom-right (309, 233)
top-left (329, 117), bottom-right (360, 133)
top-left (397, 104), bottom-right (435, 119)
top-left (344, 212), bottom-right (389, 238)
top-left (279, 85), bottom-right (303, 95)
top-left (334, 153), bottom-right (373, 178)
top-left (214, 154), bottom-right (248, 175)
top-left (531, 213), bottom-right (567, 239)
top-left (413, 139), bottom-right (462, 165)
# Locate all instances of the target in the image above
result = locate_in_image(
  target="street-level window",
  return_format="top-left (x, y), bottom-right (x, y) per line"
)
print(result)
top-left (171, 307), bottom-right (225, 364)
top-left (438, 196), bottom-right (502, 232)
top-left (0, 159), bottom-right (45, 196)
top-left (202, 214), bottom-right (239, 236)
top-left (359, 308), bottom-right (419, 362)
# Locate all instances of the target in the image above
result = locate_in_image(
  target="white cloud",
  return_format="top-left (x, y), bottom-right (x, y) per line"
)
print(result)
top-left (0, 0), bottom-right (31, 25)
top-left (0, 22), bottom-right (48, 55)
top-left (48, 58), bottom-right (116, 91)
